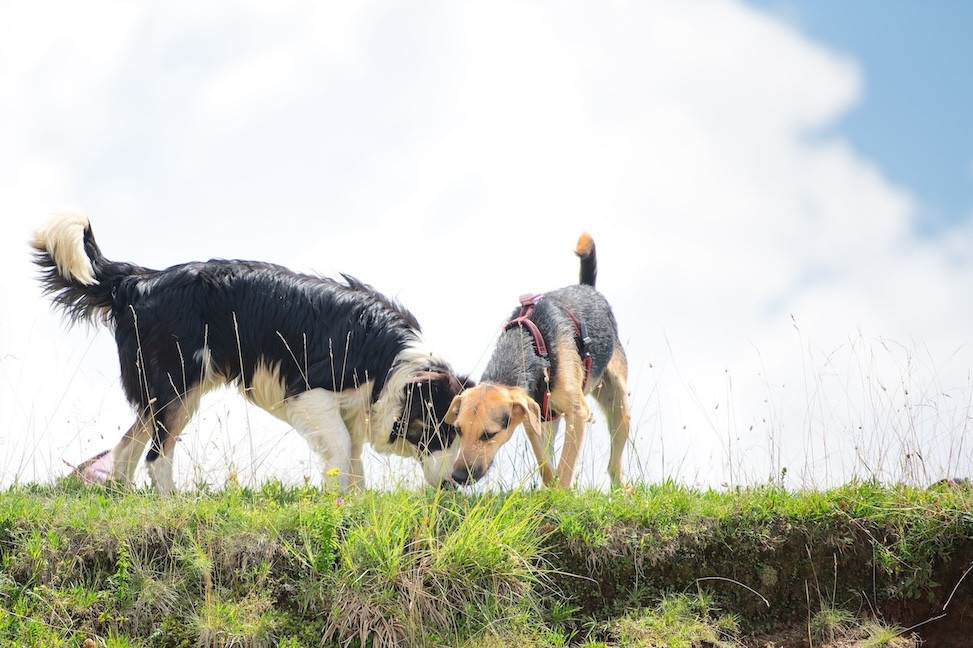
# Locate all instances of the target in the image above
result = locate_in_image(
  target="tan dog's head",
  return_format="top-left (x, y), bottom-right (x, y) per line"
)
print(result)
top-left (444, 384), bottom-right (542, 485)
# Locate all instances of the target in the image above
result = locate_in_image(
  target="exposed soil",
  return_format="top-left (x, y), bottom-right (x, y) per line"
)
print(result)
top-left (748, 584), bottom-right (973, 646)
top-left (880, 598), bottom-right (973, 647)
top-left (546, 511), bottom-right (973, 647)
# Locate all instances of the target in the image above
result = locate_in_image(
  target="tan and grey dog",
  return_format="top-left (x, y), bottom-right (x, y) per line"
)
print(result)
top-left (444, 233), bottom-right (630, 488)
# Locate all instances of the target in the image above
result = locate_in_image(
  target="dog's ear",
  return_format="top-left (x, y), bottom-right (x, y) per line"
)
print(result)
top-left (511, 390), bottom-right (555, 485)
top-left (511, 391), bottom-right (542, 437)
top-left (408, 370), bottom-right (473, 395)
top-left (456, 373), bottom-right (475, 392)
top-left (444, 393), bottom-right (463, 425)
top-left (443, 372), bottom-right (474, 398)
top-left (408, 370), bottom-right (445, 385)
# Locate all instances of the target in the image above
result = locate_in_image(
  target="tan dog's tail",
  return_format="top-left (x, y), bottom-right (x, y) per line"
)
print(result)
top-left (574, 232), bottom-right (597, 287)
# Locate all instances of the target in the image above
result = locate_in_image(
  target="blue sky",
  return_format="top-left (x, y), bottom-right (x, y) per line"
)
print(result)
top-left (3, 1), bottom-right (973, 490)
top-left (748, 0), bottom-right (973, 233)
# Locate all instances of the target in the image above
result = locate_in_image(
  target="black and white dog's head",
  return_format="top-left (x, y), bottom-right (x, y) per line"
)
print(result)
top-left (394, 369), bottom-right (475, 487)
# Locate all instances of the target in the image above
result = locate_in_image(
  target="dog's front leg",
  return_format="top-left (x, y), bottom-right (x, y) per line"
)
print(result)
top-left (537, 419), bottom-right (560, 485)
top-left (523, 422), bottom-right (557, 486)
top-left (285, 389), bottom-right (354, 492)
top-left (512, 395), bottom-right (556, 486)
top-left (556, 399), bottom-right (590, 488)
top-left (347, 427), bottom-right (366, 492)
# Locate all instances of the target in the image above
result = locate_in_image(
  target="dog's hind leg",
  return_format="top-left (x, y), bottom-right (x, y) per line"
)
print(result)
top-left (550, 337), bottom-right (591, 488)
top-left (283, 388), bottom-right (355, 492)
top-left (539, 419), bottom-right (560, 482)
top-left (556, 399), bottom-right (590, 488)
top-left (593, 346), bottom-right (631, 488)
top-left (144, 386), bottom-right (203, 495)
top-left (114, 325), bottom-right (207, 493)
top-left (146, 431), bottom-right (179, 495)
top-left (111, 415), bottom-right (154, 486)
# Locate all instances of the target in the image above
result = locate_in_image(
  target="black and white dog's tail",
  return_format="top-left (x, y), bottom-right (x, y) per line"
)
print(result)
top-left (574, 232), bottom-right (597, 287)
top-left (30, 210), bottom-right (141, 326)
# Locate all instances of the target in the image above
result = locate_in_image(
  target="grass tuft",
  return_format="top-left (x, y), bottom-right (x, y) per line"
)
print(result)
top-left (324, 488), bottom-right (548, 647)
top-left (604, 593), bottom-right (740, 647)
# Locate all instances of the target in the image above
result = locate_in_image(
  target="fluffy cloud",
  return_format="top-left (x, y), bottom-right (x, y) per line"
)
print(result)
top-left (2, 0), bottom-right (971, 489)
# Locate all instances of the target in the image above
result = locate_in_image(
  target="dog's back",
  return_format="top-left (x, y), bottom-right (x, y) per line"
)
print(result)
top-left (109, 260), bottom-right (419, 398)
top-left (32, 213), bottom-right (421, 405)
top-left (493, 230), bottom-right (622, 389)
top-left (526, 284), bottom-right (622, 386)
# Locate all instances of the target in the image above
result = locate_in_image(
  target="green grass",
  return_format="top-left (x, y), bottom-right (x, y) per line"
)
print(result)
top-left (0, 478), bottom-right (969, 646)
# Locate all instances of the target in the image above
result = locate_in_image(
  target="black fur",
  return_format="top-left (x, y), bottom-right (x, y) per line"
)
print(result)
top-left (578, 244), bottom-right (597, 287)
top-left (398, 372), bottom-right (475, 453)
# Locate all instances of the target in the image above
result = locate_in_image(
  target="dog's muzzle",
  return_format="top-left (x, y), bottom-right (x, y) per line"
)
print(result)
top-left (450, 462), bottom-right (486, 486)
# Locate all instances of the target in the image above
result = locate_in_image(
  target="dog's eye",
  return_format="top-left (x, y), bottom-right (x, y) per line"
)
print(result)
top-left (479, 431), bottom-right (498, 443)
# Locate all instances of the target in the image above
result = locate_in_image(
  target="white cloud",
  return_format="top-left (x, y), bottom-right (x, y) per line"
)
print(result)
top-left (2, 0), bottom-right (971, 490)
top-left (0, 1), bottom-right (139, 162)
top-left (192, 2), bottom-right (379, 133)
top-left (198, 49), bottom-right (303, 131)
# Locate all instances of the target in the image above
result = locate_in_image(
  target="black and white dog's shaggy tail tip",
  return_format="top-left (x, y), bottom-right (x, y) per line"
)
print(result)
top-left (30, 209), bottom-right (125, 325)
top-left (31, 209), bottom-right (98, 285)
top-left (574, 232), bottom-right (597, 288)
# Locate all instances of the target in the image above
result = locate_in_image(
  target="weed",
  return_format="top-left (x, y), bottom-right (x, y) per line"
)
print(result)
top-left (603, 593), bottom-right (740, 647)
top-left (192, 591), bottom-right (277, 648)
top-left (809, 605), bottom-right (856, 643)
top-left (858, 620), bottom-right (918, 647)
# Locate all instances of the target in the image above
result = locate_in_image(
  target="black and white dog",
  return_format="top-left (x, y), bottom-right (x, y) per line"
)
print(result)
top-left (32, 210), bottom-right (470, 493)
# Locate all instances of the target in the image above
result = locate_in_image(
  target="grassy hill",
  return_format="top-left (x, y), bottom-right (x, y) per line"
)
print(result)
top-left (1, 478), bottom-right (971, 646)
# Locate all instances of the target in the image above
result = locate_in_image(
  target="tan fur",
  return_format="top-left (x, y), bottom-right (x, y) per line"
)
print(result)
top-left (446, 383), bottom-right (553, 485)
top-left (574, 232), bottom-right (595, 258)
top-left (591, 347), bottom-right (630, 486)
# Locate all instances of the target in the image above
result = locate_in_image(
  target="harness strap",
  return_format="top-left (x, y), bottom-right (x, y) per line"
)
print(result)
top-left (564, 307), bottom-right (593, 391)
top-left (503, 294), bottom-right (555, 420)
top-left (506, 294), bottom-right (548, 356)
top-left (502, 294), bottom-right (594, 422)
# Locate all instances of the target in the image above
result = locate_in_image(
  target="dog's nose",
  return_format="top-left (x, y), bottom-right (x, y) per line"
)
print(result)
top-left (451, 465), bottom-right (471, 485)
top-left (451, 461), bottom-right (490, 486)
top-left (452, 464), bottom-right (480, 486)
